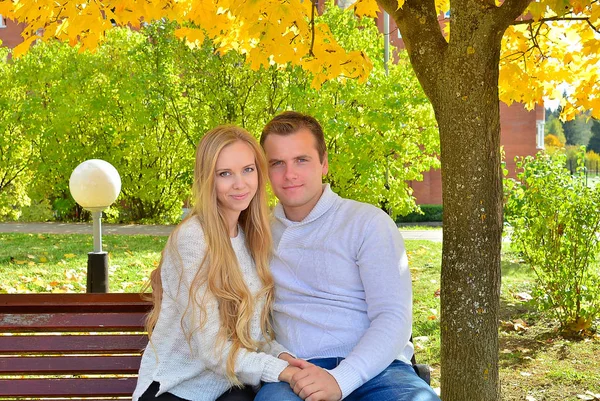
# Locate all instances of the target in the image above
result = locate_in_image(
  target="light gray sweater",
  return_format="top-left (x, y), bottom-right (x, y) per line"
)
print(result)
top-left (270, 184), bottom-right (414, 399)
top-left (133, 217), bottom-right (289, 401)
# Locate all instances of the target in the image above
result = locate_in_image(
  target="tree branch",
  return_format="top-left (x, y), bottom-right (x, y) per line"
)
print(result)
top-left (512, 16), bottom-right (592, 26)
top-left (376, 0), bottom-right (447, 103)
top-left (496, 0), bottom-right (533, 30)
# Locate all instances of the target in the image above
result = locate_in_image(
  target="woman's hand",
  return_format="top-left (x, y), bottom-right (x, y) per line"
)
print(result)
top-left (278, 352), bottom-right (295, 363)
top-left (278, 365), bottom-right (301, 383)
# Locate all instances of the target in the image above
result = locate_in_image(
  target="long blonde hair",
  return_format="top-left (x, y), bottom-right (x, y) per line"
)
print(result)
top-left (144, 125), bottom-right (274, 385)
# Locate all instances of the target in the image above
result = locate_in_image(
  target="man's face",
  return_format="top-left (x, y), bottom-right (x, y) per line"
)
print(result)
top-left (263, 128), bottom-right (328, 222)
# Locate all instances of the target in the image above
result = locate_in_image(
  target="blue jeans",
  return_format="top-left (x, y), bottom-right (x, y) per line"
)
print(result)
top-left (255, 358), bottom-right (440, 401)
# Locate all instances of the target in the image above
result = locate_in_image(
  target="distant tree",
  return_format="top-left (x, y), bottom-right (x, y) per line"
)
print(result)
top-left (545, 134), bottom-right (563, 149)
top-left (587, 119), bottom-right (600, 154)
top-left (564, 113), bottom-right (593, 146)
top-left (545, 114), bottom-right (566, 144)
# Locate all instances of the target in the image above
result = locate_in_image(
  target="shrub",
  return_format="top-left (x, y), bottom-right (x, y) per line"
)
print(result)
top-left (18, 199), bottom-right (54, 222)
top-left (504, 149), bottom-right (600, 333)
top-left (396, 204), bottom-right (443, 223)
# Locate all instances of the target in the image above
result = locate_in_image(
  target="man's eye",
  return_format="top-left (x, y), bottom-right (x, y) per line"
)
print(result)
top-left (271, 161), bottom-right (282, 167)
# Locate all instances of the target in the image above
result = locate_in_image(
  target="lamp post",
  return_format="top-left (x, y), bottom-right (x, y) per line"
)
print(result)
top-left (69, 160), bottom-right (121, 293)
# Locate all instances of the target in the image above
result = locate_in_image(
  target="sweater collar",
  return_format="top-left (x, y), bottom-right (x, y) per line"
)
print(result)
top-left (274, 184), bottom-right (339, 226)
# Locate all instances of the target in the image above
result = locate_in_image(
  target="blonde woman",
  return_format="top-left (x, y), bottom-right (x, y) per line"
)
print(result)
top-left (133, 126), bottom-right (298, 401)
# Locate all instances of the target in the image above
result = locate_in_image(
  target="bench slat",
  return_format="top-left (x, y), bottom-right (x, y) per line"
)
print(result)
top-left (0, 293), bottom-right (152, 314)
top-left (0, 312), bottom-right (147, 332)
top-left (0, 355), bottom-right (142, 374)
top-left (0, 377), bottom-right (137, 397)
top-left (0, 334), bottom-right (148, 354)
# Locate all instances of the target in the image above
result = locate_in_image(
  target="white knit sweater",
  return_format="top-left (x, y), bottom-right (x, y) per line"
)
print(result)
top-left (133, 217), bottom-right (289, 401)
top-left (270, 184), bottom-right (414, 399)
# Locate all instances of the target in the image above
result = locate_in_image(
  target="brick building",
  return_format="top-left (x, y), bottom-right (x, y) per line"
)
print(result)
top-left (0, 15), bottom-right (25, 49)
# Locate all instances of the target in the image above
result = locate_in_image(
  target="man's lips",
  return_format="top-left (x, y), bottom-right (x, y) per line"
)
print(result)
top-left (282, 184), bottom-right (303, 190)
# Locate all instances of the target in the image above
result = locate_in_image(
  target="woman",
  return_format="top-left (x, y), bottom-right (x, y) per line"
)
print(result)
top-left (133, 126), bottom-right (298, 401)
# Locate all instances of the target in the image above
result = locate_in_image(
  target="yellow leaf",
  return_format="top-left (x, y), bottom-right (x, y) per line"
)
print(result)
top-left (12, 35), bottom-right (37, 58)
top-left (174, 27), bottom-right (206, 48)
top-left (39, 256), bottom-right (48, 263)
top-left (352, 0), bottom-right (380, 18)
top-left (467, 46), bottom-right (475, 55)
top-left (435, 0), bottom-right (449, 15)
top-left (14, 260), bottom-right (27, 265)
top-left (64, 253), bottom-right (76, 259)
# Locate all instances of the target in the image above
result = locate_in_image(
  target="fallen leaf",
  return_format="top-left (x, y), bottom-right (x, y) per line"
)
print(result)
top-left (64, 253), bottom-right (76, 258)
top-left (434, 288), bottom-right (441, 297)
top-left (568, 317), bottom-right (593, 333)
top-left (526, 396), bottom-right (537, 401)
top-left (427, 315), bottom-right (437, 320)
top-left (27, 255), bottom-right (35, 259)
top-left (576, 395), bottom-right (595, 400)
top-left (39, 256), bottom-right (48, 263)
top-left (515, 291), bottom-right (533, 301)
top-left (520, 371), bottom-right (532, 377)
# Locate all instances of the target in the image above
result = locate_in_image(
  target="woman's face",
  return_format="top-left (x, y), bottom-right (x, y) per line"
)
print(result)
top-left (214, 140), bottom-right (259, 226)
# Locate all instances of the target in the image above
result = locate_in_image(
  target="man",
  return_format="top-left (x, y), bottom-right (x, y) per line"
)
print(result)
top-left (255, 111), bottom-right (440, 401)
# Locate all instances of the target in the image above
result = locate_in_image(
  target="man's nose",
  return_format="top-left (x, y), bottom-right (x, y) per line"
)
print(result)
top-left (284, 165), bottom-right (297, 180)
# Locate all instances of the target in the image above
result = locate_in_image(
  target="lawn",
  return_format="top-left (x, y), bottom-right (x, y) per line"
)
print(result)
top-left (1, 232), bottom-right (599, 400)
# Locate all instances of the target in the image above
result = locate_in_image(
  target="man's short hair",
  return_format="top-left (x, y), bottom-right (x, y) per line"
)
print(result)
top-left (261, 111), bottom-right (327, 163)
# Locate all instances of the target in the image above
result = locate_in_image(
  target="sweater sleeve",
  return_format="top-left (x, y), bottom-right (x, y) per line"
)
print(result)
top-left (261, 339), bottom-right (295, 359)
top-left (160, 218), bottom-right (289, 386)
top-left (327, 211), bottom-right (413, 399)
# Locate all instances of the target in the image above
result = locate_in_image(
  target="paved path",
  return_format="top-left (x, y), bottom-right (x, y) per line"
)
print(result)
top-left (0, 222), bottom-right (445, 242)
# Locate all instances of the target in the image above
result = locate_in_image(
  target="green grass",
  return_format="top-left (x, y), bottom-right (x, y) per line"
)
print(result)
top-left (0, 233), bottom-right (166, 293)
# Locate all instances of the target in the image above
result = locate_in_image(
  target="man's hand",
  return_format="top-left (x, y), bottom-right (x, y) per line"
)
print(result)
top-left (288, 359), bottom-right (342, 401)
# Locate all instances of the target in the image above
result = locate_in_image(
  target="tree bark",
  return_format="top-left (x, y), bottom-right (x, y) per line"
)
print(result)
top-left (377, 0), bottom-right (532, 400)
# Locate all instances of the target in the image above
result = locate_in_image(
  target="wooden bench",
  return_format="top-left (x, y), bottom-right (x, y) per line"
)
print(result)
top-left (0, 293), bottom-right (151, 400)
top-left (0, 293), bottom-right (431, 400)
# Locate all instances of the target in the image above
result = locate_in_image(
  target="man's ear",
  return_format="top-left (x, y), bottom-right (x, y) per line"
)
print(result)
top-left (322, 152), bottom-right (329, 176)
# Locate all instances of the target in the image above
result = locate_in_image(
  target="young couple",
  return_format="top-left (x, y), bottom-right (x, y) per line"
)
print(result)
top-left (132, 112), bottom-right (440, 401)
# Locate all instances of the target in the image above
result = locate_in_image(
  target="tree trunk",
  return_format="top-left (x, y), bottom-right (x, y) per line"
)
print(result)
top-left (377, 1), bottom-right (532, 399)
top-left (435, 43), bottom-right (504, 401)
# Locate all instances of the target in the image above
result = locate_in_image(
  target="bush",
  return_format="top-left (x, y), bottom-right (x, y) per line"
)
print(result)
top-left (505, 150), bottom-right (600, 333)
top-left (396, 204), bottom-right (443, 223)
top-left (18, 199), bottom-right (54, 222)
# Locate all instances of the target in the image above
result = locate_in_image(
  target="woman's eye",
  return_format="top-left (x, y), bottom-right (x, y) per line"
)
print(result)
top-left (219, 171), bottom-right (231, 177)
top-left (244, 167), bottom-right (255, 173)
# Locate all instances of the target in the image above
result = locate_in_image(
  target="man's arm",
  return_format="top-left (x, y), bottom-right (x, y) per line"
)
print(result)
top-left (326, 210), bottom-right (413, 398)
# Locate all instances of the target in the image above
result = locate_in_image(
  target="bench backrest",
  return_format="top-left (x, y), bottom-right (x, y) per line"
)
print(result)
top-left (0, 293), bottom-right (152, 399)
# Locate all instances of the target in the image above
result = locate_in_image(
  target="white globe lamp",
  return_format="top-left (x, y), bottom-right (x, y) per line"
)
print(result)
top-left (69, 160), bottom-right (121, 293)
